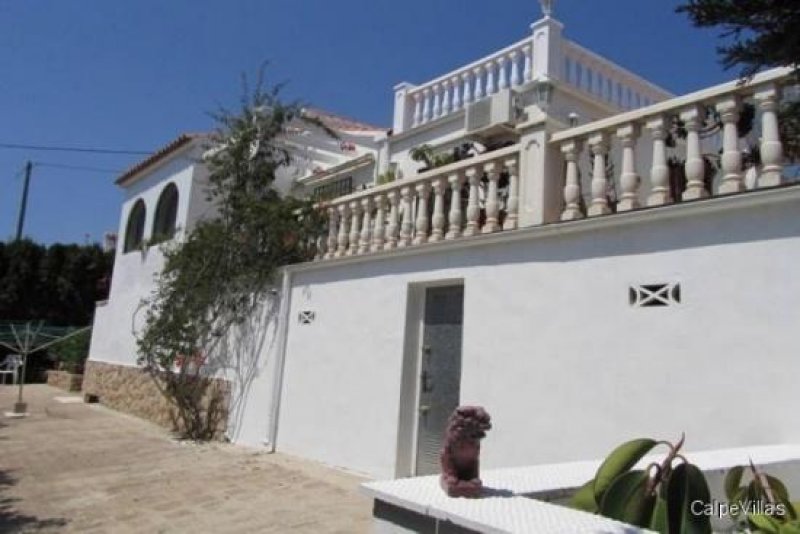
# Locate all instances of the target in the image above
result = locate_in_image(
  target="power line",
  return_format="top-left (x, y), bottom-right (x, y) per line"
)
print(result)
top-left (0, 142), bottom-right (151, 155)
top-left (34, 162), bottom-right (124, 173)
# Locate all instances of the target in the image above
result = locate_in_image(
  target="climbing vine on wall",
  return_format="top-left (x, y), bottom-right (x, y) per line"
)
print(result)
top-left (135, 71), bottom-right (332, 440)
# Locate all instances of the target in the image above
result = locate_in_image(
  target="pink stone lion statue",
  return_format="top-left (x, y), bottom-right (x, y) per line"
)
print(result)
top-left (439, 406), bottom-right (492, 498)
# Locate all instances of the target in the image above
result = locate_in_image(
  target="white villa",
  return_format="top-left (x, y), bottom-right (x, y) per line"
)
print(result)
top-left (86, 1), bottom-right (800, 491)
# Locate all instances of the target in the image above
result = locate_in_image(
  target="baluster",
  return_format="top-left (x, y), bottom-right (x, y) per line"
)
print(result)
top-left (463, 168), bottom-right (481, 236)
top-left (422, 88), bottom-right (432, 123)
top-left (483, 162), bottom-right (500, 233)
top-left (348, 201), bottom-right (361, 255)
top-left (587, 133), bottom-right (611, 216)
top-left (560, 141), bottom-right (583, 220)
top-left (523, 45), bottom-right (532, 82)
top-left (485, 63), bottom-right (496, 95)
top-left (616, 124), bottom-right (641, 211)
top-left (497, 57), bottom-right (508, 90)
top-left (385, 190), bottom-right (399, 250)
top-left (325, 207), bottom-right (338, 259)
top-left (371, 195), bottom-right (386, 252)
top-left (462, 72), bottom-right (473, 105)
top-left (336, 204), bottom-right (349, 257)
top-left (451, 76), bottom-right (462, 111)
top-left (398, 187), bottom-right (413, 247)
top-left (503, 159), bottom-right (519, 230)
top-left (681, 105), bottom-right (708, 200)
top-left (314, 234), bottom-right (325, 261)
top-left (646, 116), bottom-right (671, 206)
top-left (509, 51), bottom-right (521, 87)
top-left (716, 96), bottom-right (744, 194)
top-left (474, 67), bottom-right (484, 100)
top-left (359, 198), bottom-right (372, 254)
top-left (755, 85), bottom-right (784, 187)
top-left (446, 172), bottom-right (464, 239)
top-left (432, 85), bottom-right (442, 118)
top-left (413, 183), bottom-right (430, 245)
top-left (441, 81), bottom-right (451, 116)
top-left (412, 93), bottom-right (422, 128)
top-left (430, 178), bottom-right (446, 242)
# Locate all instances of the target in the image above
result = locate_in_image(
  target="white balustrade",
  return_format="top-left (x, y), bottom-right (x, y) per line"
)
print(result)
top-left (755, 84), bottom-right (784, 187)
top-left (473, 66), bottom-right (485, 101)
top-left (372, 195), bottom-right (386, 252)
top-left (348, 201), bottom-right (361, 256)
top-left (681, 105), bottom-right (708, 201)
top-left (616, 124), bottom-right (640, 211)
top-left (318, 146), bottom-right (520, 260)
top-left (385, 191), bottom-right (399, 250)
top-left (446, 172), bottom-right (464, 240)
top-left (464, 168), bottom-right (481, 237)
top-left (646, 116), bottom-right (671, 206)
top-left (483, 162), bottom-right (500, 233)
top-left (451, 76), bottom-right (462, 111)
top-left (432, 85), bottom-right (442, 119)
top-left (430, 178), bottom-right (446, 242)
top-left (402, 37), bottom-right (533, 130)
top-left (550, 67), bottom-right (792, 221)
top-left (359, 198), bottom-right (372, 254)
top-left (325, 207), bottom-right (338, 259)
top-left (562, 41), bottom-right (672, 112)
top-left (503, 159), bottom-right (519, 231)
top-left (716, 96), bottom-right (744, 194)
top-left (336, 204), bottom-right (349, 258)
top-left (413, 182), bottom-right (430, 245)
top-left (441, 81), bottom-right (451, 116)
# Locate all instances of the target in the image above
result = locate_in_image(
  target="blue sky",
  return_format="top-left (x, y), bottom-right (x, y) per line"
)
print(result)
top-left (0, 0), bottom-right (733, 244)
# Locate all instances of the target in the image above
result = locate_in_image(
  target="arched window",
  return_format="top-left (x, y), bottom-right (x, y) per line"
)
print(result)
top-left (152, 183), bottom-right (179, 243)
top-left (123, 199), bottom-right (147, 253)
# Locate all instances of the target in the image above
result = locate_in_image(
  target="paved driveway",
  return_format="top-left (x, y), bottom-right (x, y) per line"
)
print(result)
top-left (0, 385), bottom-right (371, 533)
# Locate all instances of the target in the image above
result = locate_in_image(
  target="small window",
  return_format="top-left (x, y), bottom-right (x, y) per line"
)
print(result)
top-left (152, 183), bottom-right (179, 243)
top-left (313, 177), bottom-right (353, 202)
top-left (123, 199), bottom-right (147, 253)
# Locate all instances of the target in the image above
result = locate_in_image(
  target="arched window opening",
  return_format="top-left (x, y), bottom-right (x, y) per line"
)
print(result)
top-left (123, 199), bottom-right (147, 253)
top-left (152, 183), bottom-right (179, 243)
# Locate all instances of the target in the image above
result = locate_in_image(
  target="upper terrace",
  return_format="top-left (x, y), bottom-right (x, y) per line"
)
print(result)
top-left (391, 4), bottom-right (673, 136)
top-left (311, 64), bottom-right (797, 262)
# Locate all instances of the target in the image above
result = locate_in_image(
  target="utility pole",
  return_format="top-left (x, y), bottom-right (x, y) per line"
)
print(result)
top-left (15, 161), bottom-right (33, 241)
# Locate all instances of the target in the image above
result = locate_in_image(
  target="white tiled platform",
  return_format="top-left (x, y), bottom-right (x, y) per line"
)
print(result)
top-left (362, 445), bottom-right (800, 534)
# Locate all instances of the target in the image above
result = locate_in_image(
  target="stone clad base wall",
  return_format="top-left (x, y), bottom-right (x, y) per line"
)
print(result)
top-left (83, 360), bottom-right (231, 438)
top-left (46, 370), bottom-right (83, 392)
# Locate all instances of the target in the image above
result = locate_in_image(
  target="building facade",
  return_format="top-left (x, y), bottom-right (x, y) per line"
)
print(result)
top-left (86, 4), bottom-right (800, 480)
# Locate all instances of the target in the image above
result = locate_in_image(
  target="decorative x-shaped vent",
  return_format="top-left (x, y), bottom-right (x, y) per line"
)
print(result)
top-left (298, 310), bottom-right (316, 324)
top-left (629, 283), bottom-right (681, 307)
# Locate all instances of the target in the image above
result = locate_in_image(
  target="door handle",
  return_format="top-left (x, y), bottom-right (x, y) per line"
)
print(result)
top-left (421, 370), bottom-right (433, 393)
top-left (419, 405), bottom-right (430, 415)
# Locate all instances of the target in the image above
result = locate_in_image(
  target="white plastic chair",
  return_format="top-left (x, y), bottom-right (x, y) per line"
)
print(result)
top-left (0, 354), bottom-right (22, 385)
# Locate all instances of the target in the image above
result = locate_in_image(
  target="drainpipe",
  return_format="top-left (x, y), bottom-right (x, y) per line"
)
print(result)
top-left (265, 267), bottom-right (294, 452)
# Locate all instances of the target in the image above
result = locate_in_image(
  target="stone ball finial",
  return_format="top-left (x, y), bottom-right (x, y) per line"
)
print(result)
top-left (539, 0), bottom-right (554, 18)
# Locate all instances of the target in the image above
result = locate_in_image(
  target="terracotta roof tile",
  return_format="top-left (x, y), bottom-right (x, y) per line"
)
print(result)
top-left (302, 108), bottom-right (386, 133)
top-left (115, 133), bottom-right (207, 186)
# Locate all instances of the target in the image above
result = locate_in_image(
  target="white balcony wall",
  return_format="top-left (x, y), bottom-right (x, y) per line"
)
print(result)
top-left (276, 192), bottom-right (800, 479)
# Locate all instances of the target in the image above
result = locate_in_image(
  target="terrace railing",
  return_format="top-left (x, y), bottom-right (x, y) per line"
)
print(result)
top-left (550, 67), bottom-right (793, 221)
top-left (314, 145), bottom-right (520, 260)
top-left (403, 37), bottom-right (534, 131)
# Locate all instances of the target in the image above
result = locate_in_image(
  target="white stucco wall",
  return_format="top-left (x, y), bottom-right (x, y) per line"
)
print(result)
top-left (274, 192), bottom-right (800, 479)
top-left (89, 147), bottom-right (209, 367)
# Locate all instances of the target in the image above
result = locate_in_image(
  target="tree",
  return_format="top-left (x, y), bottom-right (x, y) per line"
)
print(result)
top-left (677, 0), bottom-right (800, 159)
top-left (677, 0), bottom-right (800, 78)
top-left (0, 240), bottom-right (113, 326)
top-left (135, 72), bottom-right (332, 440)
